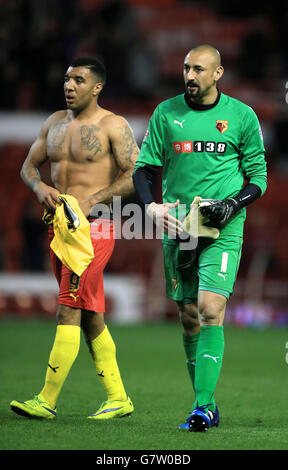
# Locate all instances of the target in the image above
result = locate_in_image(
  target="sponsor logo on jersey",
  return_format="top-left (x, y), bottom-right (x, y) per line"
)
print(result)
top-left (216, 120), bottom-right (228, 134)
top-left (173, 142), bottom-right (182, 153)
top-left (174, 119), bottom-right (185, 128)
top-left (173, 141), bottom-right (227, 154)
top-left (182, 141), bottom-right (193, 152)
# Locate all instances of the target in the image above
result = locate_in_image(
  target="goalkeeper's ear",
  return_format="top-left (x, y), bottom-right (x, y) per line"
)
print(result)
top-left (182, 196), bottom-right (219, 239)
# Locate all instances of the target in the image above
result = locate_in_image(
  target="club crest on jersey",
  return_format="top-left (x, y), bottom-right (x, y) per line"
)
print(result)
top-left (216, 120), bottom-right (228, 134)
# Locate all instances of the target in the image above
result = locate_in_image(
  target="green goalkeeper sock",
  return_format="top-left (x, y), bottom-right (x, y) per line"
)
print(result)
top-left (183, 332), bottom-right (199, 391)
top-left (193, 325), bottom-right (224, 412)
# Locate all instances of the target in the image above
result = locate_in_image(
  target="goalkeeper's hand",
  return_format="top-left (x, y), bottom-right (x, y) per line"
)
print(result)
top-left (199, 198), bottom-right (239, 225)
top-left (146, 200), bottom-right (183, 236)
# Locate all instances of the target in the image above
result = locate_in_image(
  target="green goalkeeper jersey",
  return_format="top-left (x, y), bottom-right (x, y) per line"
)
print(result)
top-left (135, 91), bottom-right (267, 239)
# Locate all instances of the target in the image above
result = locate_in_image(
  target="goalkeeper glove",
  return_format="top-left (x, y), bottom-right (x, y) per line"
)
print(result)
top-left (177, 196), bottom-right (220, 272)
top-left (199, 198), bottom-right (238, 225)
top-left (182, 196), bottom-right (220, 239)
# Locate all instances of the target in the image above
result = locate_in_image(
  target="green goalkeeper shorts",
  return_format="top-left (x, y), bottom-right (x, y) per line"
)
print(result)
top-left (162, 235), bottom-right (243, 302)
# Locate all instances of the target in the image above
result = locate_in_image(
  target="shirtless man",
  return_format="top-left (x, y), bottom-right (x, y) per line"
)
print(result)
top-left (10, 57), bottom-right (139, 420)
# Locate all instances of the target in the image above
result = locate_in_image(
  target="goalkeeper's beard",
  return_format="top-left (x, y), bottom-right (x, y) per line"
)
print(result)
top-left (185, 83), bottom-right (200, 98)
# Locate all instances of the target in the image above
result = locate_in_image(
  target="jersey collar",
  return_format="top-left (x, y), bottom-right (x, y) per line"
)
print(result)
top-left (184, 88), bottom-right (221, 111)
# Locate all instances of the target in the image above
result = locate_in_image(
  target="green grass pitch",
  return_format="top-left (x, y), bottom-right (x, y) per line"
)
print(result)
top-left (1, 318), bottom-right (288, 451)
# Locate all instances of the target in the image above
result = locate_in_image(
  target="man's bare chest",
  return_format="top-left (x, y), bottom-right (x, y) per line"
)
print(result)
top-left (46, 120), bottom-right (110, 162)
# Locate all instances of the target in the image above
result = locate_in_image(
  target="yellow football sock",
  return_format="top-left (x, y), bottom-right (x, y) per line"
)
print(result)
top-left (40, 324), bottom-right (80, 408)
top-left (90, 325), bottom-right (127, 401)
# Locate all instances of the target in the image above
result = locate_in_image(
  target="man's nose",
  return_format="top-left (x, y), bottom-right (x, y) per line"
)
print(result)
top-left (65, 79), bottom-right (74, 90)
top-left (187, 70), bottom-right (196, 81)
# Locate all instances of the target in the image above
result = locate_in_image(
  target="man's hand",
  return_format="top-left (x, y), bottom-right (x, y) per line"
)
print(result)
top-left (35, 182), bottom-right (61, 212)
top-left (199, 198), bottom-right (238, 225)
top-left (146, 200), bottom-right (183, 236)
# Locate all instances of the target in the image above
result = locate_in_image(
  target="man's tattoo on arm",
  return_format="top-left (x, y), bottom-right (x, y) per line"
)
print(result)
top-left (117, 124), bottom-right (138, 168)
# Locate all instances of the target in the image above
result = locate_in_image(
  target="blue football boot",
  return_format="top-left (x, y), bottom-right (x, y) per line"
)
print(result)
top-left (179, 405), bottom-right (219, 431)
top-left (188, 405), bottom-right (219, 432)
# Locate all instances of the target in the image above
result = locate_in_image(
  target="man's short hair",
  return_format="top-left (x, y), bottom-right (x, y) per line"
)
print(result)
top-left (69, 57), bottom-right (107, 85)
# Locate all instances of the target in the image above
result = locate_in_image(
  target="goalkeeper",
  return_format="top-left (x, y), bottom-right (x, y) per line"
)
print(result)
top-left (133, 44), bottom-right (267, 432)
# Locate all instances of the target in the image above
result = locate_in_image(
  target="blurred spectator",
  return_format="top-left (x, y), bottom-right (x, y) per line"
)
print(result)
top-left (91, 0), bottom-right (140, 98)
top-left (0, 0), bottom-right (286, 110)
top-left (126, 35), bottom-right (158, 100)
top-left (272, 112), bottom-right (288, 173)
top-left (237, 18), bottom-right (274, 81)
